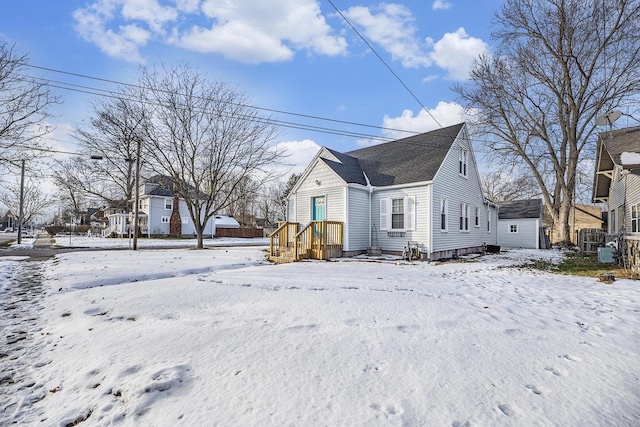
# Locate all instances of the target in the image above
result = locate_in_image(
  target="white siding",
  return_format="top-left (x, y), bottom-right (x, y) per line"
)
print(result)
top-left (371, 185), bottom-right (430, 254)
top-left (497, 218), bottom-right (539, 249)
top-left (291, 160), bottom-right (346, 225)
top-left (347, 186), bottom-right (370, 251)
top-left (609, 167), bottom-right (627, 233)
top-left (606, 167), bottom-right (640, 235)
top-left (431, 130), bottom-right (496, 254)
top-left (147, 196), bottom-right (172, 235)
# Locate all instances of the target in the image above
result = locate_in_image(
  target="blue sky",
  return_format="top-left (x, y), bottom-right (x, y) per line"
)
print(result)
top-left (1, 0), bottom-right (504, 175)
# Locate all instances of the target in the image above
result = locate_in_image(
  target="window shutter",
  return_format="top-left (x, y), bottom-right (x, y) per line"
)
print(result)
top-left (379, 199), bottom-right (390, 231)
top-left (405, 196), bottom-right (416, 231)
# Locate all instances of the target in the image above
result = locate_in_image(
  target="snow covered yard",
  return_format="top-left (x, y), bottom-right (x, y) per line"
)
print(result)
top-left (6, 247), bottom-right (640, 426)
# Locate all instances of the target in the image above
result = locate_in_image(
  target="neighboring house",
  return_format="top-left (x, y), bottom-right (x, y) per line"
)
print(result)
top-left (103, 176), bottom-right (235, 238)
top-left (285, 123), bottom-right (499, 260)
top-left (543, 204), bottom-right (603, 245)
top-left (592, 126), bottom-right (640, 274)
top-left (497, 199), bottom-right (546, 249)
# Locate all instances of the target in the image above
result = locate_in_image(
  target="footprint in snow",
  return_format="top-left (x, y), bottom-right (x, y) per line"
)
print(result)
top-left (498, 403), bottom-right (512, 416)
top-left (559, 354), bottom-right (580, 362)
top-left (525, 384), bottom-right (542, 395)
top-left (544, 366), bottom-right (563, 376)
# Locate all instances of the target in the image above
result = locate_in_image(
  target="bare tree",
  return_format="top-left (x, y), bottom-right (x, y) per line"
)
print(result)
top-left (53, 93), bottom-right (148, 206)
top-left (141, 64), bottom-right (283, 248)
top-left (481, 169), bottom-right (540, 202)
top-left (0, 42), bottom-right (59, 173)
top-left (455, 0), bottom-right (640, 243)
top-left (0, 177), bottom-right (51, 226)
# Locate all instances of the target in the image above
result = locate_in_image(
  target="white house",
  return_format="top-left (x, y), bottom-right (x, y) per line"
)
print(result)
top-left (497, 199), bottom-right (545, 249)
top-left (592, 126), bottom-right (640, 274)
top-left (283, 123), bottom-right (499, 260)
top-left (103, 176), bottom-right (238, 238)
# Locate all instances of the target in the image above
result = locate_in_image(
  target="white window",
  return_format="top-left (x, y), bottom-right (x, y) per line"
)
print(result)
top-left (459, 148), bottom-right (468, 177)
top-left (165, 198), bottom-right (173, 210)
top-left (440, 197), bottom-right (448, 232)
top-left (161, 216), bottom-right (170, 223)
top-left (391, 198), bottom-right (404, 229)
top-left (459, 202), bottom-right (469, 231)
top-left (380, 196), bottom-right (416, 232)
top-left (182, 216), bottom-right (189, 224)
top-left (474, 207), bottom-right (480, 227)
top-left (509, 224), bottom-right (518, 233)
top-left (632, 203), bottom-right (639, 233)
top-left (487, 207), bottom-right (491, 233)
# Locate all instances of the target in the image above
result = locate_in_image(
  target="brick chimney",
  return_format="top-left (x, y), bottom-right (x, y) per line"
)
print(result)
top-left (169, 191), bottom-right (182, 237)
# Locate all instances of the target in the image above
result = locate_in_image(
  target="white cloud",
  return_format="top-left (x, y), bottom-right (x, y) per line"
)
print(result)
top-left (356, 101), bottom-right (467, 146)
top-left (432, 0), bottom-right (453, 10)
top-left (120, 0), bottom-right (178, 33)
top-left (344, 4), bottom-right (430, 68)
top-left (73, 2), bottom-right (150, 63)
top-left (382, 101), bottom-right (466, 137)
top-left (185, 0), bottom-right (347, 62)
top-left (429, 27), bottom-right (488, 80)
top-left (179, 21), bottom-right (295, 63)
top-left (73, 0), bottom-right (347, 64)
top-left (272, 139), bottom-right (321, 176)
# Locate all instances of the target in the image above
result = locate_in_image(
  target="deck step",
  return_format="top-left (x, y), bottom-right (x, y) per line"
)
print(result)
top-left (269, 255), bottom-right (296, 264)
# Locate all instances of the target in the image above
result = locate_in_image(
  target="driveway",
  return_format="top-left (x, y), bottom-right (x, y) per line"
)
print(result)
top-left (0, 234), bottom-right (100, 261)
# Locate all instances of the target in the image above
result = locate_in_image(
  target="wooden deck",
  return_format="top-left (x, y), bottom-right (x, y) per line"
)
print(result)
top-left (269, 221), bottom-right (343, 263)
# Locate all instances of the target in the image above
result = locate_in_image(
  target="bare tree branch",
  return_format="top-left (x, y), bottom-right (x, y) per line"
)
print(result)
top-left (456, 0), bottom-right (640, 243)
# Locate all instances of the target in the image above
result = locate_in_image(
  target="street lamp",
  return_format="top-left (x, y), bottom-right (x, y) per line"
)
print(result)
top-left (92, 145), bottom-right (142, 251)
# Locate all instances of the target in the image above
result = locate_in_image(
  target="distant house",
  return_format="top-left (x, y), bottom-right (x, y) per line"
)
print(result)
top-left (497, 199), bottom-right (547, 249)
top-left (592, 126), bottom-right (640, 274)
top-left (103, 176), bottom-right (236, 238)
top-left (276, 123), bottom-right (498, 261)
top-left (543, 204), bottom-right (603, 245)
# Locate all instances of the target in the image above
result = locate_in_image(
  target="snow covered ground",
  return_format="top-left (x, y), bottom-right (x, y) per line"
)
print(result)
top-left (51, 235), bottom-right (270, 249)
top-left (2, 244), bottom-right (639, 426)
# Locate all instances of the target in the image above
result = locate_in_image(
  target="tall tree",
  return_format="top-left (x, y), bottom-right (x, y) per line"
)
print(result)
top-left (0, 42), bottom-right (59, 173)
top-left (455, 0), bottom-right (640, 243)
top-left (141, 64), bottom-right (283, 248)
top-left (53, 93), bottom-right (149, 206)
top-left (0, 177), bottom-right (51, 226)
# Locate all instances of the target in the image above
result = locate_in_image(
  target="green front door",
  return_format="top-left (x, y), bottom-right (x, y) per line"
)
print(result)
top-left (312, 196), bottom-right (326, 221)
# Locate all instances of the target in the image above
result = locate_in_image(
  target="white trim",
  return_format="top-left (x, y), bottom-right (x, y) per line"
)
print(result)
top-left (344, 185), bottom-right (349, 251)
top-left (380, 198), bottom-right (390, 231)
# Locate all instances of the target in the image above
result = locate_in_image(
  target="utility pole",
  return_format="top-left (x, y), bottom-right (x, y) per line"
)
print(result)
top-left (132, 136), bottom-right (142, 251)
top-left (17, 159), bottom-right (25, 244)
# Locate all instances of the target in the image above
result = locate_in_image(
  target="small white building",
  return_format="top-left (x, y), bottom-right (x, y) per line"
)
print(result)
top-left (497, 199), bottom-right (545, 249)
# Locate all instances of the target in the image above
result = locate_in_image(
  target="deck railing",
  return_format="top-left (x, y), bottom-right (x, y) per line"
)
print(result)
top-left (269, 221), bottom-right (343, 262)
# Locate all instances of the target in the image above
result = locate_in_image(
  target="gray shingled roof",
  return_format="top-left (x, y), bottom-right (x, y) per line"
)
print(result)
top-left (145, 175), bottom-right (174, 197)
top-left (498, 199), bottom-right (543, 219)
top-left (601, 126), bottom-right (640, 165)
top-left (320, 123), bottom-right (464, 186)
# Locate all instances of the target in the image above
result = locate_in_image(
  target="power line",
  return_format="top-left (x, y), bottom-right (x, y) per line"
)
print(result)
top-left (325, 0), bottom-right (442, 128)
top-left (25, 64), bottom-right (420, 139)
